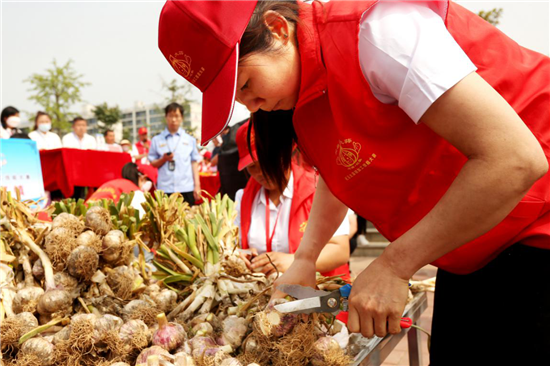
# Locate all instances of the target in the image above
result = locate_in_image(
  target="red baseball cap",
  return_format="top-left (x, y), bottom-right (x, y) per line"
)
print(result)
top-left (158, 1), bottom-right (257, 145)
top-left (236, 121), bottom-right (256, 171)
top-left (138, 164), bottom-right (158, 186)
top-left (138, 127), bottom-right (148, 135)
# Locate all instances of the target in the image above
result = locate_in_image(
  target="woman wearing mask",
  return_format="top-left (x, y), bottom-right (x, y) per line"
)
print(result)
top-left (158, 1), bottom-right (550, 364)
top-left (234, 121), bottom-right (350, 280)
top-left (1, 106), bottom-right (22, 139)
top-left (120, 139), bottom-right (133, 154)
top-left (28, 112), bottom-right (62, 150)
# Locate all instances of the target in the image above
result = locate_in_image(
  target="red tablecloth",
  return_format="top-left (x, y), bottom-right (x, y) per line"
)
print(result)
top-left (40, 148), bottom-right (132, 197)
top-left (197, 173), bottom-right (221, 204)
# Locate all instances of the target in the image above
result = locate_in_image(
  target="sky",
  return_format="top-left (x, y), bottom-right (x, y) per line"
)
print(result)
top-left (1, 1), bottom-right (549, 127)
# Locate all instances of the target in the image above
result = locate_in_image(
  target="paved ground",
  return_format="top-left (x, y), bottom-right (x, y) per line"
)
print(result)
top-left (349, 256), bottom-right (437, 366)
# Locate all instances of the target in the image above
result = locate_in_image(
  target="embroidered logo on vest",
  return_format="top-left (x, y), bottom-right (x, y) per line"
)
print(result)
top-left (335, 139), bottom-right (378, 181)
top-left (336, 139), bottom-right (361, 168)
top-left (299, 221), bottom-right (308, 233)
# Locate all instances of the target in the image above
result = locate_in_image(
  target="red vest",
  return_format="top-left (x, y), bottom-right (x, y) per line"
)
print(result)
top-left (293, 1), bottom-right (550, 274)
top-left (87, 179), bottom-right (140, 203)
top-left (135, 140), bottom-right (149, 155)
top-left (240, 162), bottom-right (350, 280)
top-left (135, 140), bottom-right (150, 166)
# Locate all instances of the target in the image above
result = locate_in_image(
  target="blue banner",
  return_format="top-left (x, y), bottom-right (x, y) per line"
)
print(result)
top-left (0, 139), bottom-right (45, 202)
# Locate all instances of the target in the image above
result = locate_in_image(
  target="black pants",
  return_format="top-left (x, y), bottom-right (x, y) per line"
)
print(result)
top-left (430, 244), bottom-right (550, 366)
top-left (166, 191), bottom-right (195, 206)
top-left (72, 186), bottom-right (87, 200)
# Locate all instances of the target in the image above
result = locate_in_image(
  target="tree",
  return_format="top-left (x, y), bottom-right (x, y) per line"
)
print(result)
top-left (92, 103), bottom-right (122, 132)
top-left (478, 8), bottom-right (503, 26)
top-left (162, 78), bottom-right (194, 105)
top-left (25, 59), bottom-right (90, 133)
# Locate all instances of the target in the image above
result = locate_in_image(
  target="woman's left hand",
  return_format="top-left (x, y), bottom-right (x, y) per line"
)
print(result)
top-left (347, 253), bottom-right (410, 339)
top-left (251, 252), bottom-right (295, 275)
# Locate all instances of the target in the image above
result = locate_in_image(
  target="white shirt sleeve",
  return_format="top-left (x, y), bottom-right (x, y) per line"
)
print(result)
top-left (358, 1), bottom-right (477, 123)
top-left (130, 191), bottom-right (147, 219)
top-left (332, 209), bottom-right (351, 237)
top-left (234, 189), bottom-right (244, 238)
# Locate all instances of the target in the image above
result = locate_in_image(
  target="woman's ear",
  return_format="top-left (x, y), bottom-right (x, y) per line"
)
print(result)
top-left (264, 10), bottom-right (290, 43)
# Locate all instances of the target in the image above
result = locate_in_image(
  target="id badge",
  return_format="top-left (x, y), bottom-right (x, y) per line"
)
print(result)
top-left (168, 160), bottom-right (176, 171)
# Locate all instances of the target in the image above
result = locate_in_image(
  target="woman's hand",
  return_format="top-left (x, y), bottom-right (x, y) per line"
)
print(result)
top-left (238, 248), bottom-right (258, 270)
top-left (251, 252), bottom-right (295, 276)
top-left (271, 258), bottom-right (317, 300)
top-left (347, 253), bottom-right (410, 338)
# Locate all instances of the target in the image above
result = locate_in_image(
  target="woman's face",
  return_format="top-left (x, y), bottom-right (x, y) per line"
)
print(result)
top-left (235, 13), bottom-right (301, 113)
top-left (36, 114), bottom-right (51, 126)
top-left (246, 161), bottom-right (278, 191)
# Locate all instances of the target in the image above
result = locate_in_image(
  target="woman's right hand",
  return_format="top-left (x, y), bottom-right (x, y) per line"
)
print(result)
top-left (271, 258), bottom-right (317, 300)
top-left (238, 248), bottom-right (258, 270)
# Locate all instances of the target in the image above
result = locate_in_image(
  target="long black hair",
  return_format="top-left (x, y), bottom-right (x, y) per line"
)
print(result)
top-left (121, 163), bottom-right (140, 186)
top-left (240, 1), bottom-right (300, 61)
top-left (241, 1), bottom-right (301, 193)
top-left (250, 109), bottom-right (297, 193)
top-left (1, 106), bottom-right (19, 129)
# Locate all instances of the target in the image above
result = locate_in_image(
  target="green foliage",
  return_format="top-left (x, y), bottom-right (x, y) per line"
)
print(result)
top-left (92, 102), bottom-right (122, 132)
top-left (478, 8), bottom-right (503, 26)
top-left (25, 59), bottom-right (90, 134)
top-left (162, 78), bottom-right (194, 106)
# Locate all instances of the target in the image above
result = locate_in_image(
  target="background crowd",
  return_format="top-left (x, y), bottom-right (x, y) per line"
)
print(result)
top-left (1, 102), bottom-right (365, 268)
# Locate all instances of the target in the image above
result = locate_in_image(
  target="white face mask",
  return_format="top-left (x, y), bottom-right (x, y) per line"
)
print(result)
top-left (6, 116), bottom-right (20, 128)
top-left (38, 123), bottom-right (52, 133)
top-left (140, 180), bottom-right (153, 192)
top-left (122, 146), bottom-right (130, 152)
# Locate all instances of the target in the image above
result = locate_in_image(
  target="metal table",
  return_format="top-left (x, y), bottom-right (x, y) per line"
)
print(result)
top-left (351, 292), bottom-right (428, 366)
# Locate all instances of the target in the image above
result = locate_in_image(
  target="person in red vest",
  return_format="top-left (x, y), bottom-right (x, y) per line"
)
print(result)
top-left (133, 127), bottom-right (151, 166)
top-left (87, 163), bottom-right (156, 217)
top-left (158, 1), bottom-right (550, 363)
top-left (234, 122), bottom-right (350, 280)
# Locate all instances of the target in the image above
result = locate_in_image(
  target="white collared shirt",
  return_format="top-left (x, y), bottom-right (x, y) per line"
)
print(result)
top-left (358, 1), bottom-right (477, 123)
top-left (28, 130), bottom-right (62, 150)
top-left (62, 132), bottom-right (97, 150)
top-left (103, 143), bottom-right (123, 153)
top-left (235, 173), bottom-right (350, 254)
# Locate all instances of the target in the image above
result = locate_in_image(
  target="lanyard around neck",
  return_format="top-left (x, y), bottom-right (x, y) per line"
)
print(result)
top-left (167, 132), bottom-right (181, 153)
top-left (265, 189), bottom-right (282, 253)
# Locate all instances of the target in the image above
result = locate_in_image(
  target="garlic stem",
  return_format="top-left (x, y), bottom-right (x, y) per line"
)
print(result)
top-left (18, 317), bottom-right (67, 345)
top-left (166, 247), bottom-right (192, 275)
top-left (14, 227), bottom-right (55, 290)
top-left (157, 312), bottom-right (168, 328)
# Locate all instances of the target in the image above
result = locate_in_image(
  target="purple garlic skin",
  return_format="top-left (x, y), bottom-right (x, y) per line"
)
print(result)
top-left (310, 337), bottom-right (342, 366)
top-left (153, 321), bottom-right (186, 351)
top-left (220, 316), bottom-right (248, 348)
top-left (32, 259), bottom-right (44, 279)
top-left (189, 336), bottom-right (217, 351)
top-left (135, 345), bottom-right (170, 364)
top-left (119, 319), bottom-right (150, 346)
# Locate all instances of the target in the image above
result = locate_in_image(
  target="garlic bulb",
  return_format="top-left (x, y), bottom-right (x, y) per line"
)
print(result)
top-left (152, 312), bottom-right (186, 351)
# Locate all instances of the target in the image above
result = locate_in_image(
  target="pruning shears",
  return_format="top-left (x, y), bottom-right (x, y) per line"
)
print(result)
top-left (274, 284), bottom-right (413, 329)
